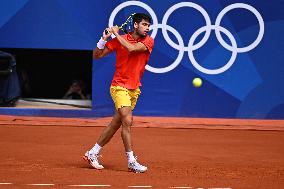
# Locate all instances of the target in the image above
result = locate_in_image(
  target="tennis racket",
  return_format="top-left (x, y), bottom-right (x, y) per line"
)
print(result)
top-left (105, 13), bottom-right (136, 35)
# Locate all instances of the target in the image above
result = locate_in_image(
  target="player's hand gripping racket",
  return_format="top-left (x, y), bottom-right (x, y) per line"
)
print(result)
top-left (105, 13), bottom-right (136, 35)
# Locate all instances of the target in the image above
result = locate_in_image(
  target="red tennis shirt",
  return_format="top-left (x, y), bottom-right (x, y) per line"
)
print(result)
top-left (106, 33), bottom-right (154, 89)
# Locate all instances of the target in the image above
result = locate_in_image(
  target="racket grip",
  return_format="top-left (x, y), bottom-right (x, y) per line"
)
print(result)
top-left (104, 29), bottom-right (109, 35)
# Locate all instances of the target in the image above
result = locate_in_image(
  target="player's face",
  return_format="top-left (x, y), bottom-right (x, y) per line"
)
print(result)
top-left (135, 19), bottom-right (150, 37)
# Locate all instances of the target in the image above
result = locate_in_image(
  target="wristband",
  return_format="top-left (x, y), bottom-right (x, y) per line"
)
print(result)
top-left (97, 38), bottom-right (107, 49)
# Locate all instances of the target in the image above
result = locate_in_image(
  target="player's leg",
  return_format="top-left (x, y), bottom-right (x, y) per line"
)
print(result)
top-left (96, 110), bottom-right (122, 147)
top-left (84, 110), bottom-right (122, 169)
top-left (83, 112), bottom-right (121, 169)
top-left (119, 88), bottom-right (147, 173)
top-left (119, 106), bottom-right (133, 152)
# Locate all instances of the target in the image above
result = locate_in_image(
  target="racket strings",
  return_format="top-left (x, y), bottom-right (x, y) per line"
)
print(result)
top-left (119, 13), bottom-right (135, 33)
top-left (105, 13), bottom-right (136, 35)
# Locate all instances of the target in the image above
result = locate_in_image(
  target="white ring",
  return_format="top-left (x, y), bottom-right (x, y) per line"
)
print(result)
top-left (108, 1), bottom-right (158, 39)
top-left (162, 2), bottom-right (212, 51)
top-left (146, 24), bottom-right (184, 73)
top-left (108, 2), bottom-right (264, 75)
top-left (188, 25), bottom-right (238, 75)
top-left (215, 3), bottom-right (265, 53)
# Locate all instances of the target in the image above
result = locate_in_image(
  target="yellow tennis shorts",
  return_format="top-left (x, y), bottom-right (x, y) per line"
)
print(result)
top-left (110, 85), bottom-right (141, 110)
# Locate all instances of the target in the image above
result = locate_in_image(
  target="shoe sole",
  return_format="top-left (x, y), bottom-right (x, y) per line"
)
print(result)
top-left (83, 155), bottom-right (104, 170)
top-left (128, 168), bottom-right (147, 173)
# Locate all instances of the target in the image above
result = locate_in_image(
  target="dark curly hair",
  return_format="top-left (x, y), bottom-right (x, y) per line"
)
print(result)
top-left (133, 13), bottom-right (152, 24)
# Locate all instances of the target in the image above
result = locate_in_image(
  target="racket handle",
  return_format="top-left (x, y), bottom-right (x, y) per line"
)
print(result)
top-left (104, 29), bottom-right (109, 35)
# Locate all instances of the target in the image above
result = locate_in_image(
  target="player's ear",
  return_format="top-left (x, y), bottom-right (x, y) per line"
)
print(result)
top-left (134, 22), bottom-right (139, 29)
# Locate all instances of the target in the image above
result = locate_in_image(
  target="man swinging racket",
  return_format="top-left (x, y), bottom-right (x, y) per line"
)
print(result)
top-left (84, 13), bottom-right (154, 173)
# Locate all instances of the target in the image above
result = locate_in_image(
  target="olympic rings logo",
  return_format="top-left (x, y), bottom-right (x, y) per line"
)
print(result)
top-left (108, 1), bottom-right (265, 75)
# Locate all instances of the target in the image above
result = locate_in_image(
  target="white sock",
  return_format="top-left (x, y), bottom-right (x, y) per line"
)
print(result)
top-left (90, 143), bottom-right (102, 155)
top-left (126, 151), bottom-right (136, 163)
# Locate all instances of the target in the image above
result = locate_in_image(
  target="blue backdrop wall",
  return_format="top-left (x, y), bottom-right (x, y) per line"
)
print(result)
top-left (0, 0), bottom-right (283, 119)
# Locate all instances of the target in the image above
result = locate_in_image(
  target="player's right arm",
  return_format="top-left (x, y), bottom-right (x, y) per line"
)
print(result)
top-left (93, 46), bottom-right (111, 59)
top-left (93, 29), bottom-right (112, 59)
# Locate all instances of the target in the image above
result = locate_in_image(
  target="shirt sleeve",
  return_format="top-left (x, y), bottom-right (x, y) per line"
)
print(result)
top-left (105, 37), bottom-right (119, 52)
top-left (140, 36), bottom-right (154, 53)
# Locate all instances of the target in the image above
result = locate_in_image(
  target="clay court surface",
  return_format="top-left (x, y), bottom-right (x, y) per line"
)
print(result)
top-left (0, 115), bottom-right (284, 189)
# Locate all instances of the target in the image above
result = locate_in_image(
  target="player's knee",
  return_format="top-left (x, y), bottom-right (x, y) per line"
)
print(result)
top-left (122, 116), bottom-right (132, 127)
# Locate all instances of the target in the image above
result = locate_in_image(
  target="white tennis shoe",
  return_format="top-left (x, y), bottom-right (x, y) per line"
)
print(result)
top-left (83, 151), bottom-right (104, 170)
top-left (128, 158), bottom-right (147, 173)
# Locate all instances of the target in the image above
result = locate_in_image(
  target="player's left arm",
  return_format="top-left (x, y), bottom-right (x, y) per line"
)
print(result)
top-left (112, 26), bottom-right (148, 53)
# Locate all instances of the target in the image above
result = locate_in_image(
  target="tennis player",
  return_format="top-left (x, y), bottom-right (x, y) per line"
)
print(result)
top-left (84, 13), bottom-right (154, 173)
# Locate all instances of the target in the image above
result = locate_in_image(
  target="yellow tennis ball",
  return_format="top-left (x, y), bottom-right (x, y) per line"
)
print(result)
top-left (192, 77), bottom-right (202, 88)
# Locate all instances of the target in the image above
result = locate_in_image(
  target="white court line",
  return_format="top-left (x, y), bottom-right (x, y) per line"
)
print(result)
top-left (69, 185), bottom-right (111, 187)
top-left (0, 182), bottom-right (232, 189)
top-left (26, 184), bottom-right (55, 186)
